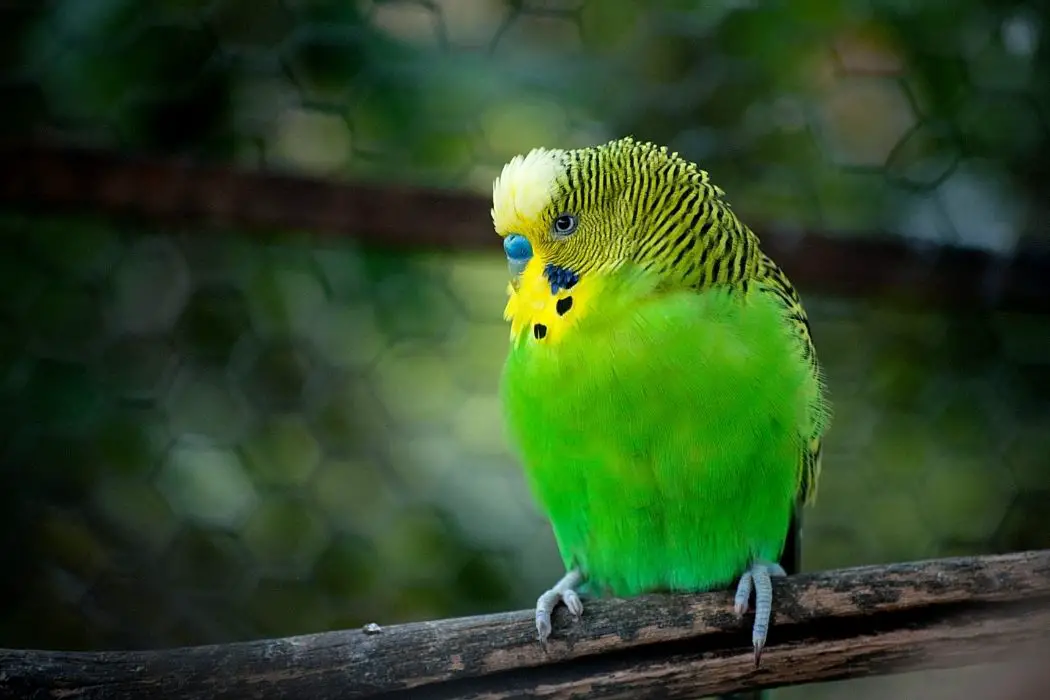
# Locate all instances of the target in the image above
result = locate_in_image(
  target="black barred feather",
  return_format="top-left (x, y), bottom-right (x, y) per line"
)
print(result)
top-left (543, 137), bottom-right (829, 506)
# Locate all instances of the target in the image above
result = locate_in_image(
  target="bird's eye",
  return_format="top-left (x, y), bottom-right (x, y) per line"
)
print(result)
top-left (552, 214), bottom-right (578, 237)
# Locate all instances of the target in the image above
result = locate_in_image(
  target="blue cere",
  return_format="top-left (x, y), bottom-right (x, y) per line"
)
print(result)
top-left (504, 234), bottom-right (533, 262)
top-left (504, 234), bottom-right (532, 277)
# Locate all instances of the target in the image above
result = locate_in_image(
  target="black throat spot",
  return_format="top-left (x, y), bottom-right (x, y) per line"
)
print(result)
top-left (544, 264), bottom-right (579, 294)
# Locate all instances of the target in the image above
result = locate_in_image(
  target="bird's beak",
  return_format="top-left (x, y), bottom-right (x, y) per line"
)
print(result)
top-left (504, 233), bottom-right (533, 289)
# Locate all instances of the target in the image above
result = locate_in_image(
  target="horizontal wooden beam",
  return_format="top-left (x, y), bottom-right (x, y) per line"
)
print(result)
top-left (1, 145), bottom-right (1049, 313)
top-left (1, 550), bottom-right (1049, 699)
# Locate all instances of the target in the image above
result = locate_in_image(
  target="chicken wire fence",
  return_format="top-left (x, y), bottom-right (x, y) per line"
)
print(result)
top-left (1, 0), bottom-right (1050, 696)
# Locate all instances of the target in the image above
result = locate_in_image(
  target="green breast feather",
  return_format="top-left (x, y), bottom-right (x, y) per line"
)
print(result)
top-left (500, 267), bottom-right (820, 597)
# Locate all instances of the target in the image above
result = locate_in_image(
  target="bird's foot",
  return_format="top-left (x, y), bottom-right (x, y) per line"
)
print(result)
top-left (535, 569), bottom-right (584, 644)
top-left (733, 560), bottom-right (787, 667)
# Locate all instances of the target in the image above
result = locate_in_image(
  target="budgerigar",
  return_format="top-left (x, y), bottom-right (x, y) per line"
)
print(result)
top-left (493, 137), bottom-right (830, 664)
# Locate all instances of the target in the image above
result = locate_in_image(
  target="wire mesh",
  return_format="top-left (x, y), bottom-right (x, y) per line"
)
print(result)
top-left (1, 1), bottom-right (1049, 698)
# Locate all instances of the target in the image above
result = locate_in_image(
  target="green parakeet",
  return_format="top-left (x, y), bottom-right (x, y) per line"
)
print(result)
top-left (493, 137), bottom-right (830, 665)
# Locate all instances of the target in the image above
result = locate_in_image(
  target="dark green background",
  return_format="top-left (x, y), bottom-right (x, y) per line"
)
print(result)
top-left (1, 1), bottom-right (1048, 697)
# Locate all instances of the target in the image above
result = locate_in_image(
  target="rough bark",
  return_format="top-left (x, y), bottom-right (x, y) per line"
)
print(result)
top-left (1, 550), bottom-right (1049, 699)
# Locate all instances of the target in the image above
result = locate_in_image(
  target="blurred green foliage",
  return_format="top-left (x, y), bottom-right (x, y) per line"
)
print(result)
top-left (6, 0), bottom-right (1049, 247)
top-left (0, 2), bottom-right (1049, 698)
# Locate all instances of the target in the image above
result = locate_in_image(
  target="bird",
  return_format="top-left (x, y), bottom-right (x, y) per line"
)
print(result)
top-left (493, 136), bottom-right (830, 666)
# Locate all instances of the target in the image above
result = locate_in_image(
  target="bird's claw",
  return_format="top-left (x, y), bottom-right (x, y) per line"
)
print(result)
top-left (535, 569), bottom-right (584, 644)
top-left (733, 560), bottom-right (786, 666)
top-left (562, 588), bottom-right (584, 617)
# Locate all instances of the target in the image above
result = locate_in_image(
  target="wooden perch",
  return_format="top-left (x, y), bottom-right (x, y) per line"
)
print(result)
top-left (1, 144), bottom-right (1049, 313)
top-left (1, 550), bottom-right (1049, 700)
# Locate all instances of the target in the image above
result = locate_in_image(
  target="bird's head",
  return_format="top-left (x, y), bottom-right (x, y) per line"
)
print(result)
top-left (491, 137), bottom-right (710, 294)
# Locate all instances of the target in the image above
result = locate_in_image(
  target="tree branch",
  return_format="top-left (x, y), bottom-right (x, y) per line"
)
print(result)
top-left (1, 144), bottom-right (1049, 313)
top-left (1, 550), bottom-right (1049, 699)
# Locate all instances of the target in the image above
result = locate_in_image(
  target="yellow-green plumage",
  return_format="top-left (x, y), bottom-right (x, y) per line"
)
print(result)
top-left (493, 137), bottom-right (830, 657)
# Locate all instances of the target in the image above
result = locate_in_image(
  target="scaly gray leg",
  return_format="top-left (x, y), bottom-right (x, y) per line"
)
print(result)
top-left (535, 569), bottom-right (584, 643)
top-left (733, 560), bottom-right (787, 666)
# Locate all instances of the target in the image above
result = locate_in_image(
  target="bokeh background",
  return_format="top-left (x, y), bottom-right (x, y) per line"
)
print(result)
top-left (1, 0), bottom-right (1049, 698)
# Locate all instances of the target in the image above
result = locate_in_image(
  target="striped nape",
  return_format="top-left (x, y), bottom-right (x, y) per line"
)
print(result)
top-left (575, 139), bottom-right (756, 289)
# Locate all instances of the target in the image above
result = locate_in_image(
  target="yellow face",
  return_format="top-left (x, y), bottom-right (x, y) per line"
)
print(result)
top-left (491, 146), bottom-right (608, 346)
top-left (500, 254), bottom-right (606, 346)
